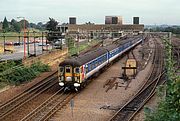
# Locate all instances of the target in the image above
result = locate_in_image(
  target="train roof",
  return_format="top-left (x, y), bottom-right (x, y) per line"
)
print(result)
top-left (103, 44), bottom-right (118, 51)
top-left (59, 36), bottom-right (142, 67)
top-left (59, 47), bottom-right (107, 66)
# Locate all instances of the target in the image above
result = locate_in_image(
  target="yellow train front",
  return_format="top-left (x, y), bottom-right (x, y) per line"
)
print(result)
top-left (58, 59), bottom-right (85, 91)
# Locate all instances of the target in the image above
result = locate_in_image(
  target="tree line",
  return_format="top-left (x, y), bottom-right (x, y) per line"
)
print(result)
top-left (149, 26), bottom-right (180, 34)
top-left (1, 17), bottom-right (48, 32)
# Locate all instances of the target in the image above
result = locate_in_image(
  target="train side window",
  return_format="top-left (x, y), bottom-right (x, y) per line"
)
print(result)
top-left (92, 63), bottom-right (94, 69)
top-left (85, 65), bottom-right (88, 73)
top-left (99, 58), bottom-right (101, 65)
top-left (104, 56), bottom-right (106, 61)
top-left (65, 66), bottom-right (71, 73)
top-left (59, 67), bottom-right (64, 73)
top-left (95, 60), bottom-right (98, 67)
top-left (101, 57), bottom-right (103, 63)
top-left (89, 64), bottom-right (91, 71)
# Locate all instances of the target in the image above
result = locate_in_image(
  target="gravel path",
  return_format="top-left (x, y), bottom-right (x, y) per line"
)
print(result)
top-left (50, 39), bottom-right (154, 121)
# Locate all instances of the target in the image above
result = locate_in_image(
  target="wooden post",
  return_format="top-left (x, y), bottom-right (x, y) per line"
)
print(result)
top-left (42, 32), bottom-right (44, 52)
top-left (27, 31), bottom-right (30, 56)
top-left (33, 32), bottom-right (36, 56)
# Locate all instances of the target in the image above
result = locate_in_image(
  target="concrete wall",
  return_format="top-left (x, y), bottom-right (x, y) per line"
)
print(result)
top-left (22, 48), bottom-right (68, 66)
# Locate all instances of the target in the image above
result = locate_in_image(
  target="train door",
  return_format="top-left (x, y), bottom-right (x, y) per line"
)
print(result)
top-left (58, 66), bottom-right (64, 82)
top-left (74, 67), bottom-right (81, 83)
top-left (80, 66), bottom-right (85, 83)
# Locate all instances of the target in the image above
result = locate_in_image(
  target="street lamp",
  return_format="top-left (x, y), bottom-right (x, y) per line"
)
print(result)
top-left (17, 16), bottom-right (26, 59)
top-left (77, 28), bottom-right (80, 55)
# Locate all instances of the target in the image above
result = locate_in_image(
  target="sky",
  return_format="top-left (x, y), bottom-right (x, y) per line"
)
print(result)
top-left (0, 0), bottom-right (180, 25)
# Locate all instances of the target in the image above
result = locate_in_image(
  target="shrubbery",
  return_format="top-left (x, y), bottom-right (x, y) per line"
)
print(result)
top-left (145, 37), bottom-right (180, 121)
top-left (0, 61), bottom-right (50, 85)
top-left (0, 61), bottom-right (17, 72)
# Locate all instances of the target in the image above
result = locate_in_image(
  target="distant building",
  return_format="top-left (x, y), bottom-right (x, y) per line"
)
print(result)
top-left (112, 17), bottom-right (118, 24)
top-left (57, 24), bottom-right (144, 36)
top-left (117, 16), bottom-right (123, 25)
top-left (133, 17), bottom-right (139, 24)
top-left (105, 16), bottom-right (123, 25)
top-left (105, 16), bottom-right (112, 24)
top-left (57, 16), bottom-right (144, 39)
top-left (69, 17), bottom-right (76, 24)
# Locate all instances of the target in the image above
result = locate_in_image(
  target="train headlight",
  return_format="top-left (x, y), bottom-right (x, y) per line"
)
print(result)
top-left (74, 83), bottom-right (80, 87)
top-left (59, 82), bottom-right (64, 86)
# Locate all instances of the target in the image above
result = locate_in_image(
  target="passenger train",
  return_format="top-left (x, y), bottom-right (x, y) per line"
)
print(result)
top-left (58, 36), bottom-right (143, 91)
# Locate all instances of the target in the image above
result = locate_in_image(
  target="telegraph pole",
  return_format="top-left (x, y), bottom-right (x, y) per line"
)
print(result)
top-left (17, 17), bottom-right (26, 59)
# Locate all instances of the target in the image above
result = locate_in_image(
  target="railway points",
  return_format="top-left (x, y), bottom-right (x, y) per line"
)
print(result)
top-left (109, 37), bottom-right (164, 121)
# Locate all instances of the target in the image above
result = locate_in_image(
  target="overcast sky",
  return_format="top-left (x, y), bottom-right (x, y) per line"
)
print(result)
top-left (0, 0), bottom-right (179, 25)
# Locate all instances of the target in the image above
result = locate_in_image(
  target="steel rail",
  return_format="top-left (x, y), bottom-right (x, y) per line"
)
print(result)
top-left (0, 71), bottom-right (58, 120)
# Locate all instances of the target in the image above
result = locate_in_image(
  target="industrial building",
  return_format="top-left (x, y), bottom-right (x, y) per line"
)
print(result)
top-left (105, 16), bottom-right (123, 25)
top-left (57, 16), bottom-right (144, 39)
top-left (133, 17), bottom-right (139, 24)
top-left (57, 24), bottom-right (144, 39)
top-left (69, 17), bottom-right (76, 24)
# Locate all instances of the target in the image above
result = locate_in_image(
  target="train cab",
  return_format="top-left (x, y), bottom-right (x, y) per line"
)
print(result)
top-left (58, 59), bottom-right (83, 90)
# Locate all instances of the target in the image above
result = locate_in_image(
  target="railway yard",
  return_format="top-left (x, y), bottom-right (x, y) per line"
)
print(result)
top-left (0, 34), bottom-right (179, 121)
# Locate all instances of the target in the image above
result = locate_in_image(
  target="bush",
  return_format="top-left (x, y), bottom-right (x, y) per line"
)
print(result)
top-left (0, 62), bottom-right (50, 85)
top-left (0, 61), bottom-right (17, 72)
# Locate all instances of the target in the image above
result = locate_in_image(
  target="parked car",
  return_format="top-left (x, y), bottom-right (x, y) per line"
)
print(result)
top-left (53, 39), bottom-right (65, 49)
top-left (5, 42), bottom-right (13, 45)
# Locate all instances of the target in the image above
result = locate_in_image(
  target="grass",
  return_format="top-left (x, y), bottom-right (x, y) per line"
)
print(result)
top-left (0, 82), bottom-right (8, 90)
top-left (68, 39), bottom-right (99, 55)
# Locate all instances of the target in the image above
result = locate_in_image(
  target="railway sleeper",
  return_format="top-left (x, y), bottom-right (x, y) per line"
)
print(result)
top-left (123, 106), bottom-right (138, 111)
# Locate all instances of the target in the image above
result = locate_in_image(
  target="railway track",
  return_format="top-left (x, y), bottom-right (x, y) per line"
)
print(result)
top-left (140, 37), bottom-right (162, 90)
top-left (172, 39), bottom-right (180, 69)
top-left (0, 71), bottom-right (58, 120)
top-left (109, 37), bottom-right (164, 121)
top-left (21, 90), bottom-right (77, 121)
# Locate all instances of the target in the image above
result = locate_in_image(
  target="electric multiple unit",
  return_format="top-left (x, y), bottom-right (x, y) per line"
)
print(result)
top-left (58, 36), bottom-right (143, 91)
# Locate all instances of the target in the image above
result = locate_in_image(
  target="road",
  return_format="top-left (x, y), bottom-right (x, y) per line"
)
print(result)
top-left (0, 43), bottom-right (53, 61)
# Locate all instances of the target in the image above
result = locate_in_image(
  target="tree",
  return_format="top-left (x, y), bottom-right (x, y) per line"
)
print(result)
top-left (36, 22), bottom-right (45, 30)
top-left (2, 17), bottom-right (9, 32)
top-left (29, 23), bottom-right (37, 28)
top-left (10, 19), bottom-right (21, 32)
top-left (19, 19), bottom-right (29, 30)
top-left (46, 17), bottom-right (58, 31)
